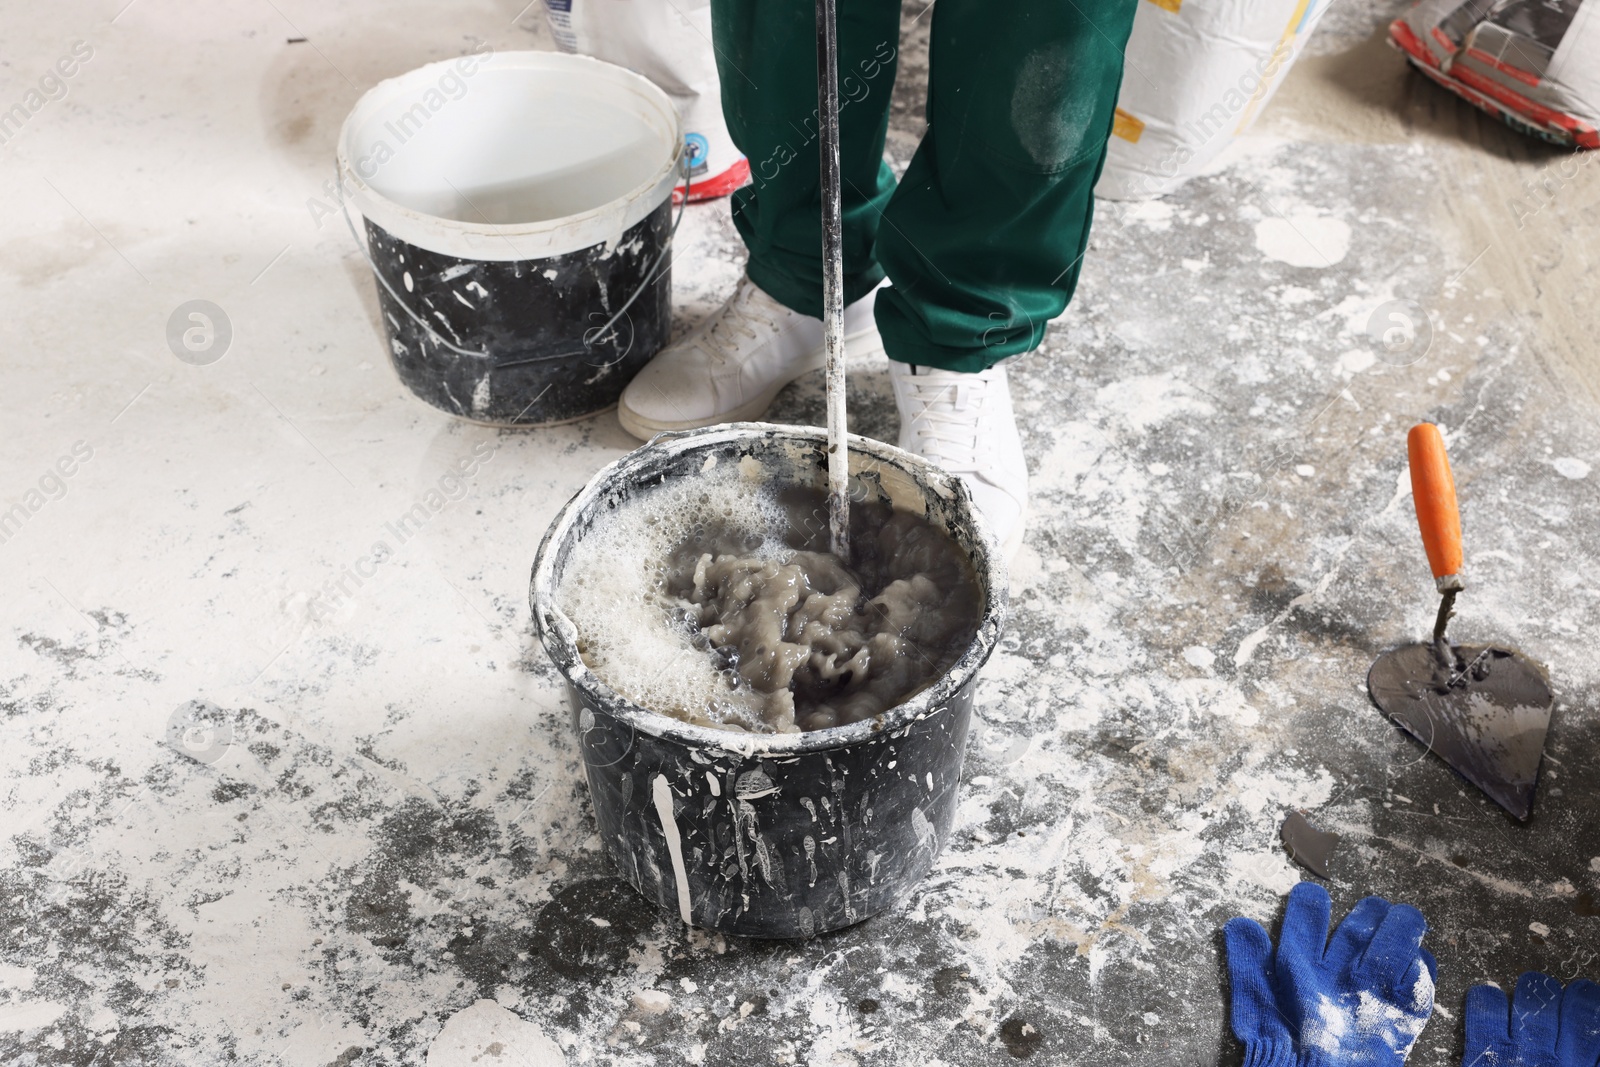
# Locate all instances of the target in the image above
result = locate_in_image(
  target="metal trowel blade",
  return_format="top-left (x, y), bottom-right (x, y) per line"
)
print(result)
top-left (1367, 642), bottom-right (1553, 821)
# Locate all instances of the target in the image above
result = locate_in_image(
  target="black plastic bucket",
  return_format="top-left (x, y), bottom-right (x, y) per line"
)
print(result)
top-left (337, 51), bottom-right (683, 426)
top-left (530, 424), bottom-right (1009, 938)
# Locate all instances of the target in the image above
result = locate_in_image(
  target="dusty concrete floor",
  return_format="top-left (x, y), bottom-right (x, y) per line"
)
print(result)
top-left (3, 1), bottom-right (1599, 1065)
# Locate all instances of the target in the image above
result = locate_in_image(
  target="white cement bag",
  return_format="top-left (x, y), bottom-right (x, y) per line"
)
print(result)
top-left (1096, 0), bottom-right (1333, 200)
top-left (541, 0), bottom-right (749, 200)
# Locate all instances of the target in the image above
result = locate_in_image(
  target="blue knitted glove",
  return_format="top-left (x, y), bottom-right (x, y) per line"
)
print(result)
top-left (1464, 972), bottom-right (1600, 1067)
top-left (1224, 882), bottom-right (1437, 1066)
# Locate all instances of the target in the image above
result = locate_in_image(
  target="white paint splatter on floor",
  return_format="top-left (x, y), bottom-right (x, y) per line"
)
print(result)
top-left (427, 1001), bottom-right (565, 1067)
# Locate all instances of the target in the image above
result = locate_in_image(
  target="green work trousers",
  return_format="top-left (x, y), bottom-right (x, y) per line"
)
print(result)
top-left (709, 0), bottom-right (1138, 372)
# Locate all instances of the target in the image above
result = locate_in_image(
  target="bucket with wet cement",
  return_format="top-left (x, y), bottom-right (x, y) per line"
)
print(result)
top-left (337, 51), bottom-right (683, 426)
top-left (530, 423), bottom-right (1008, 938)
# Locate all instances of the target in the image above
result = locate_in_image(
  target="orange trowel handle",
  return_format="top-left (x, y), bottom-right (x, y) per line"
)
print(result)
top-left (1407, 423), bottom-right (1464, 591)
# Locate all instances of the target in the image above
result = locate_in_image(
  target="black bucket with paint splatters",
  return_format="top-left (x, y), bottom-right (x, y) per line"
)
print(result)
top-left (530, 424), bottom-right (1008, 938)
top-left (337, 51), bottom-right (683, 426)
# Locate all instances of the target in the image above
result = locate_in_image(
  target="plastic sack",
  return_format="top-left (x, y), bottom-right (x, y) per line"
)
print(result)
top-left (1389, 0), bottom-right (1599, 149)
top-left (1095, 0), bottom-right (1333, 200)
top-left (541, 0), bottom-right (750, 200)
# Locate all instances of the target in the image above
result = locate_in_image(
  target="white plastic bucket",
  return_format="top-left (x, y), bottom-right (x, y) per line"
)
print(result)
top-left (336, 50), bottom-right (684, 425)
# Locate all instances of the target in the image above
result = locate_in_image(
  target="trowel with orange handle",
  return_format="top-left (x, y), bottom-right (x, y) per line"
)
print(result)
top-left (1366, 423), bottom-right (1554, 821)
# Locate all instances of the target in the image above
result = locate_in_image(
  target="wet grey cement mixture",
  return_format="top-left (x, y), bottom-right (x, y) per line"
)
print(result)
top-left (6, 0), bottom-right (1600, 1065)
top-left (570, 487), bottom-right (982, 733)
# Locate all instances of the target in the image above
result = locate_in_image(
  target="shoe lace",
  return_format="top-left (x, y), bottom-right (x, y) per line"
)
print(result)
top-left (902, 374), bottom-right (992, 471)
top-left (701, 281), bottom-right (773, 362)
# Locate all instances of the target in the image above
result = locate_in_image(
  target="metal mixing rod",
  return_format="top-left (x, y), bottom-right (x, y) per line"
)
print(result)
top-left (816, 0), bottom-right (849, 561)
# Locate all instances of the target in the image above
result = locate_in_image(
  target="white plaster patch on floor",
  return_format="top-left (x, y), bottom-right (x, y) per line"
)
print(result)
top-left (1338, 349), bottom-right (1376, 375)
top-left (632, 989), bottom-right (671, 1014)
top-left (1094, 371), bottom-right (1217, 434)
top-left (1118, 200), bottom-right (1176, 231)
top-left (1175, 677), bottom-right (1262, 727)
top-left (935, 660), bottom-right (1333, 996)
top-left (1007, 542), bottom-right (1048, 592)
top-left (0, 1001), bottom-right (67, 1033)
top-left (1034, 420), bottom-right (1106, 496)
top-left (794, 975), bottom-right (877, 1062)
top-left (980, 650), bottom-right (1035, 688)
top-left (1228, 849), bottom-right (1301, 895)
top-left (0, 965), bottom-right (37, 991)
top-left (1226, 762), bottom-right (1335, 819)
top-left (1255, 214), bottom-right (1352, 267)
top-left (426, 1001), bottom-right (565, 1067)
top-left (1553, 456), bottom-right (1591, 479)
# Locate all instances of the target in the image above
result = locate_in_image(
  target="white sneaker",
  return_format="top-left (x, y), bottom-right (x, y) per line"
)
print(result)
top-left (888, 360), bottom-right (1028, 560)
top-left (618, 274), bottom-right (885, 439)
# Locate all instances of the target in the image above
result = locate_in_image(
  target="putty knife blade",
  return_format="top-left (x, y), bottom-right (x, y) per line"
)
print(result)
top-left (1367, 642), bottom-right (1553, 822)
